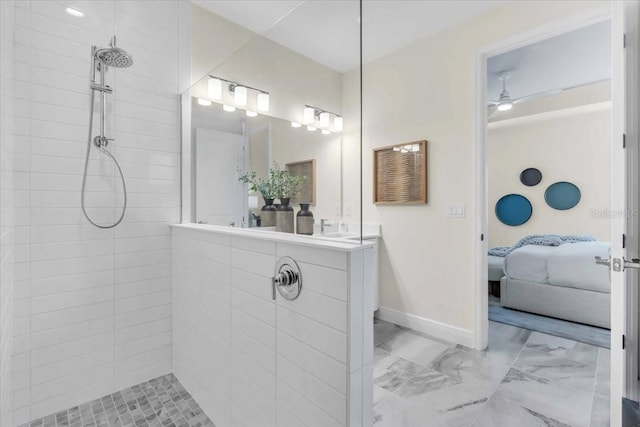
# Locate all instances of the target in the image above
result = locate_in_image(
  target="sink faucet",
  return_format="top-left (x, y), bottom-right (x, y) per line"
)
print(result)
top-left (320, 219), bottom-right (329, 234)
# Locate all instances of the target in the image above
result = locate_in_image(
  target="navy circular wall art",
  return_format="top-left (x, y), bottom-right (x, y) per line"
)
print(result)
top-left (520, 168), bottom-right (542, 186)
top-left (545, 181), bottom-right (581, 210)
top-left (495, 194), bottom-right (533, 226)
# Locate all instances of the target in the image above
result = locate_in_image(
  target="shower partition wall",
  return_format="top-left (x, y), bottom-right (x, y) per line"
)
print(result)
top-left (9, 1), bottom-right (189, 424)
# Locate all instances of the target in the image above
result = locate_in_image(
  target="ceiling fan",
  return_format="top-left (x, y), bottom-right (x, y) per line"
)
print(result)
top-left (488, 71), bottom-right (563, 116)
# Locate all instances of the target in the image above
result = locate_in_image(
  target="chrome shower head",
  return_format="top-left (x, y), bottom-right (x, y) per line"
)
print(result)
top-left (95, 46), bottom-right (133, 68)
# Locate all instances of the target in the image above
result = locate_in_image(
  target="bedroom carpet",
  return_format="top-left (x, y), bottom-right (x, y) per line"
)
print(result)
top-left (489, 303), bottom-right (610, 349)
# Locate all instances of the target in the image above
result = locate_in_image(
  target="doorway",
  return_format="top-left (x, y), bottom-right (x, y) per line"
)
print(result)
top-left (474, 3), bottom-right (639, 426)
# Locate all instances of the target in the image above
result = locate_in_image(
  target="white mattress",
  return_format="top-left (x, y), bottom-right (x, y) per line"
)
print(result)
top-left (503, 245), bottom-right (556, 284)
top-left (547, 241), bottom-right (611, 293)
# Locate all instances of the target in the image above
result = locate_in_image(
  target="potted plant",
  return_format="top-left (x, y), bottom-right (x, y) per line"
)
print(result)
top-left (269, 163), bottom-right (305, 233)
top-left (238, 170), bottom-right (277, 227)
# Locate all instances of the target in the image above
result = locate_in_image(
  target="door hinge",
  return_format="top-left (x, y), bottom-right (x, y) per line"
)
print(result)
top-left (481, 234), bottom-right (484, 241)
top-left (623, 133), bottom-right (626, 148)
top-left (623, 233), bottom-right (626, 249)
top-left (624, 33), bottom-right (627, 48)
top-left (623, 334), bottom-right (626, 350)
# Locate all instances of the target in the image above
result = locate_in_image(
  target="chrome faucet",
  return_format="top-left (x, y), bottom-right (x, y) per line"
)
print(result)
top-left (320, 219), bottom-right (329, 234)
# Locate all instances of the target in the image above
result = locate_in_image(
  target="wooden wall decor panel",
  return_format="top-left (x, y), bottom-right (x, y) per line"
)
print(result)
top-left (373, 140), bottom-right (427, 204)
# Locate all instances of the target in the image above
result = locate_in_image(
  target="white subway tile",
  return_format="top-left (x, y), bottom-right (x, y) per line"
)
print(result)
top-left (276, 331), bottom-right (347, 395)
top-left (277, 242), bottom-right (347, 271)
top-left (276, 380), bottom-right (344, 427)
top-left (277, 306), bottom-right (347, 364)
top-left (277, 355), bottom-right (347, 425)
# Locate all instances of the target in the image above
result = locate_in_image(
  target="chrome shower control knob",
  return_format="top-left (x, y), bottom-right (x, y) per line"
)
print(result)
top-left (272, 256), bottom-right (302, 300)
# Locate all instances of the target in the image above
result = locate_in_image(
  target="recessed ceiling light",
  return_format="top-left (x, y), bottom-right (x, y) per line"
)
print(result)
top-left (65, 7), bottom-right (84, 17)
top-left (223, 105), bottom-right (236, 112)
top-left (246, 110), bottom-right (258, 117)
top-left (291, 122), bottom-right (302, 128)
top-left (307, 126), bottom-right (317, 132)
top-left (322, 129), bottom-right (331, 135)
top-left (197, 98), bottom-right (211, 106)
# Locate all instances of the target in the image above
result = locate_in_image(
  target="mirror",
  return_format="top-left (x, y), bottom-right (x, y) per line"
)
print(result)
top-left (182, 1), bottom-right (361, 232)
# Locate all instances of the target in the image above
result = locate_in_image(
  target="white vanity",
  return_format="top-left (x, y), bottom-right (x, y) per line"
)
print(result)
top-left (172, 224), bottom-right (375, 427)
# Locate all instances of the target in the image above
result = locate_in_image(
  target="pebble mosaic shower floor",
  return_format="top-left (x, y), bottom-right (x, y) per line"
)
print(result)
top-left (19, 374), bottom-right (215, 427)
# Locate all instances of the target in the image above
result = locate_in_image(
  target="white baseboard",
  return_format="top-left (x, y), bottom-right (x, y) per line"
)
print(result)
top-left (375, 306), bottom-right (474, 348)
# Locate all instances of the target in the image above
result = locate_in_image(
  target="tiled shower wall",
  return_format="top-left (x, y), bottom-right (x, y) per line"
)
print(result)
top-left (1, 1), bottom-right (17, 426)
top-left (11, 1), bottom-right (189, 424)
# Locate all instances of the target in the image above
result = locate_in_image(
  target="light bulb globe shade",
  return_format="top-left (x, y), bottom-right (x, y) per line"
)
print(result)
top-left (497, 102), bottom-right (512, 111)
top-left (319, 112), bottom-right (330, 128)
top-left (257, 93), bottom-right (269, 112)
top-left (234, 86), bottom-right (247, 106)
top-left (333, 116), bottom-right (343, 132)
top-left (223, 104), bottom-right (236, 112)
top-left (197, 98), bottom-right (212, 106)
top-left (291, 122), bottom-right (302, 128)
top-left (208, 78), bottom-right (222, 100)
top-left (246, 110), bottom-right (258, 117)
top-left (303, 107), bottom-right (315, 124)
top-left (307, 126), bottom-right (317, 132)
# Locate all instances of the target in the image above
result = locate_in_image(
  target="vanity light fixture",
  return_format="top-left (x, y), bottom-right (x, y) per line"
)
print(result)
top-left (302, 105), bottom-right (343, 133)
top-left (291, 122), bottom-right (302, 128)
top-left (197, 98), bottom-right (212, 106)
top-left (208, 77), bottom-right (222, 100)
top-left (233, 85), bottom-right (247, 106)
top-left (246, 110), bottom-right (258, 117)
top-left (319, 112), bottom-right (330, 128)
top-left (257, 93), bottom-right (269, 112)
top-left (209, 75), bottom-right (270, 112)
top-left (333, 116), bottom-right (343, 132)
top-left (303, 107), bottom-right (315, 124)
top-left (65, 7), bottom-right (84, 17)
top-left (223, 104), bottom-right (236, 112)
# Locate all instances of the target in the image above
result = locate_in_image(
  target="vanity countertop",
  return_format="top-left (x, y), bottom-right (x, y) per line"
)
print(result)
top-left (172, 223), bottom-right (376, 252)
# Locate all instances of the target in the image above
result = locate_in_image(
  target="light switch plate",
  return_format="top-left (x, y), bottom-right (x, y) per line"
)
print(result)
top-left (446, 204), bottom-right (465, 218)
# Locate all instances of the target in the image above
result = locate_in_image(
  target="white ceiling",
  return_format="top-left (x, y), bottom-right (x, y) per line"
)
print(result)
top-left (487, 20), bottom-right (612, 104)
top-left (192, 0), bottom-right (504, 73)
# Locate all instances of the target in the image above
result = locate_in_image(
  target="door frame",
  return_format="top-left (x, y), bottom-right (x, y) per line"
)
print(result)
top-left (473, 3), bottom-right (614, 350)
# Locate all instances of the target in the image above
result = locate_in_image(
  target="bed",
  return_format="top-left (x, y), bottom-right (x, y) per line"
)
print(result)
top-left (498, 241), bottom-right (611, 329)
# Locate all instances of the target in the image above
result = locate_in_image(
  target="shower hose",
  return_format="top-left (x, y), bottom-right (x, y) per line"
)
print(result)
top-left (81, 88), bottom-right (127, 229)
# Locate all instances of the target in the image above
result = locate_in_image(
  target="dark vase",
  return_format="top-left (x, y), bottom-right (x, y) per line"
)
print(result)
top-left (260, 198), bottom-right (277, 227)
top-left (296, 203), bottom-right (314, 235)
top-left (276, 197), bottom-right (294, 233)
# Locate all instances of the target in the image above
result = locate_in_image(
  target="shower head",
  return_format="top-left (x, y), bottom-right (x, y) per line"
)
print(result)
top-left (94, 46), bottom-right (133, 68)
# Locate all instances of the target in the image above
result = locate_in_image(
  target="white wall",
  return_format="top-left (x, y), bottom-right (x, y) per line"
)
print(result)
top-left (1, 1), bottom-right (17, 426)
top-left (343, 1), bottom-right (610, 336)
top-left (11, 1), bottom-right (188, 423)
top-left (488, 106), bottom-right (611, 247)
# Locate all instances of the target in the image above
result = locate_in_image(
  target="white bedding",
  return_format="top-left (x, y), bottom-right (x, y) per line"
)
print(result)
top-left (503, 241), bottom-right (611, 294)
top-left (547, 241), bottom-right (610, 293)
top-left (503, 245), bottom-right (556, 284)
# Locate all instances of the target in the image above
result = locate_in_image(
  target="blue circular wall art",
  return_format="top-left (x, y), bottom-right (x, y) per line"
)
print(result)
top-left (520, 168), bottom-right (542, 186)
top-left (545, 181), bottom-right (581, 210)
top-left (495, 194), bottom-right (533, 226)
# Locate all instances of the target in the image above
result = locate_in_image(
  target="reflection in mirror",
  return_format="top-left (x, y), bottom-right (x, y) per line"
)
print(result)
top-left (185, 1), bottom-right (360, 234)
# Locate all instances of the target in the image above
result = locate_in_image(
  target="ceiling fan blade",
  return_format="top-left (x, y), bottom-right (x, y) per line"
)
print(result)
top-left (512, 88), bottom-right (564, 104)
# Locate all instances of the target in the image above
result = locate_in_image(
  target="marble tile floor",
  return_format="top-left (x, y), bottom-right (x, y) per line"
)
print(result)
top-left (373, 318), bottom-right (610, 427)
top-left (19, 373), bottom-right (215, 427)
